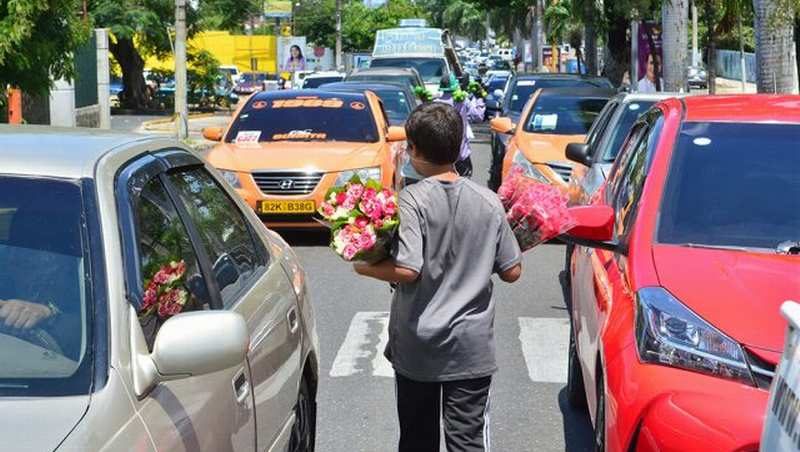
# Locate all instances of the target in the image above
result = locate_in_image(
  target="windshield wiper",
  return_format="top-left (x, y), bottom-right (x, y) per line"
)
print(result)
top-left (777, 241), bottom-right (800, 255)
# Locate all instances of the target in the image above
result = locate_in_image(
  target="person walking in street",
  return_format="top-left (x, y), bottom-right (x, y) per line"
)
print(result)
top-left (354, 102), bottom-right (523, 452)
top-left (434, 73), bottom-right (485, 178)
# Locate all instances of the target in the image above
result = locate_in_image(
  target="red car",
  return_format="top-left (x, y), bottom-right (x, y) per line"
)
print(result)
top-left (564, 95), bottom-right (800, 452)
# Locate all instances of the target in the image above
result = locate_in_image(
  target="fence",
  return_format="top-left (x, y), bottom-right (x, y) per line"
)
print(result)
top-left (715, 49), bottom-right (756, 83)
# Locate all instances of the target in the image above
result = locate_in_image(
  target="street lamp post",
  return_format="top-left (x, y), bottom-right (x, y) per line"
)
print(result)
top-left (174, 0), bottom-right (188, 140)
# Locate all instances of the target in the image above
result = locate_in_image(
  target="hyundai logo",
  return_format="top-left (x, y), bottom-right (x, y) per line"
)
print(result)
top-left (279, 179), bottom-right (295, 190)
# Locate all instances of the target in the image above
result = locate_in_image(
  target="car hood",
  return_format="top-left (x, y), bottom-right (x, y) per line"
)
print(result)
top-left (206, 141), bottom-right (385, 173)
top-left (653, 244), bottom-right (800, 354)
top-left (0, 395), bottom-right (89, 450)
top-left (517, 132), bottom-right (586, 163)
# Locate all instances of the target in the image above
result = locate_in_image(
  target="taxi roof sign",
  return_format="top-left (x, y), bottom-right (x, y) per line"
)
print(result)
top-left (372, 27), bottom-right (444, 58)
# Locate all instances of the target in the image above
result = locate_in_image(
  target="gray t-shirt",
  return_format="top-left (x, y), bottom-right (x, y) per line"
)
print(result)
top-left (386, 177), bottom-right (522, 382)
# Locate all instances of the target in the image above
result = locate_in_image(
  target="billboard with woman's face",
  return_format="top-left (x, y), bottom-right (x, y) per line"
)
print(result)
top-left (278, 37), bottom-right (308, 74)
top-left (637, 21), bottom-right (663, 93)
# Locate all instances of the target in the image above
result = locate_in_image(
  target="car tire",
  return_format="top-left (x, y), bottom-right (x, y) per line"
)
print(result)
top-left (593, 372), bottom-right (606, 452)
top-left (566, 323), bottom-right (587, 409)
top-left (288, 377), bottom-right (316, 452)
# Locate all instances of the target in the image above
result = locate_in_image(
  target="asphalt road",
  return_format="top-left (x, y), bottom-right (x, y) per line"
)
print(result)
top-left (276, 124), bottom-right (595, 452)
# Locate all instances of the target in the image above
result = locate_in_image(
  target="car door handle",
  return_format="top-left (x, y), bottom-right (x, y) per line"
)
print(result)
top-left (232, 368), bottom-right (250, 404)
top-left (287, 307), bottom-right (299, 334)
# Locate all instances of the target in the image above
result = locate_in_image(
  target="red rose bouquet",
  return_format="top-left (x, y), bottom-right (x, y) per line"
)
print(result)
top-left (318, 177), bottom-right (400, 263)
top-left (499, 170), bottom-right (576, 251)
top-left (139, 260), bottom-right (189, 319)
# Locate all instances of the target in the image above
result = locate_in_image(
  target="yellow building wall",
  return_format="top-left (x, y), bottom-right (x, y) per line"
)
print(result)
top-left (145, 31), bottom-right (278, 73)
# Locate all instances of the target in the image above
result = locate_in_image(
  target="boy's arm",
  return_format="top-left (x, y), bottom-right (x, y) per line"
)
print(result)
top-left (354, 260), bottom-right (419, 284)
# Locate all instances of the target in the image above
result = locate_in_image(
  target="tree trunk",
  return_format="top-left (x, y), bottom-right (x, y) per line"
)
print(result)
top-left (663, 0), bottom-right (689, 92)
top-left (795, 15), bottom-right (800, 92)
top-left (753, 0), bottom-right (797, 93)
top-left (602, 12), bottom-right (630, 86)
top-left (110, 37), bottom-right (149, 110)
top-left (584, 2), bottom-right (598, 75)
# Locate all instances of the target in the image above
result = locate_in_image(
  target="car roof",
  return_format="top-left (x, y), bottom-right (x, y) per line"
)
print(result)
top-left (319, 81), bottom-right (411, 94)
top-left (0, 125), bottom-right (163, 179)
top-left (682, 95), bottom-right (800, 123)
top-left (618, 92), bottom-right (686, 102)
top-left (513, 72), bottom-right (610, 81)
top-left (537, 87), bottom-right (616, 98)
top-left (305, 72), bottom-right (344, 78)
top-left (250, 89), bottom-right (369, 102)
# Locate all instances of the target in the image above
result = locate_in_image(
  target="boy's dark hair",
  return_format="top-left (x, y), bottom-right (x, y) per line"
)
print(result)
top-left (405, 102), bottom-right (463, 165)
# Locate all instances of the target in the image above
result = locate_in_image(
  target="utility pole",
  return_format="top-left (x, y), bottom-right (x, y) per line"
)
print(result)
top-left (335, 0), bottom-right (343, 71)
top-left (174, 0), bottom-right (188, 140)
top-left (691, 0), bottom-right (699, 66)
top-left (738, 1), bottom-right (747, 92)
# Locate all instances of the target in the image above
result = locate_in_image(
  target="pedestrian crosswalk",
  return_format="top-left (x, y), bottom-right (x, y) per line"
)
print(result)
top-left (329, 312), bottom-right (571, 384)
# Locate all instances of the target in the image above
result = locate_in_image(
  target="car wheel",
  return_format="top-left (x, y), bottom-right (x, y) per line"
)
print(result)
top-left (593, 372), bottom-right (605, 452)
top-left (566, 322), bottom-right (587, 408)
top-left (288, 377), bottom-right (316, 452)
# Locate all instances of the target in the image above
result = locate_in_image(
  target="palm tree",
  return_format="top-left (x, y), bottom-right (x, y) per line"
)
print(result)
top-left (443, 0), bottom-right (488, 42)
top-left (752, 0), bottom-right (797, 93)
top-left (544, 0), bottom-right (571, 71)
top-left (662, 0), bottom-right (690, 91)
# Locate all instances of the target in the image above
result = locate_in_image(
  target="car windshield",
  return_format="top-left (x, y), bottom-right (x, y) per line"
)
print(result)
top-left (349, 74), bottom-right (414, 90)
top-left (658, 122), bottom-right (800, 250)
top-left (0, 176), bottom-right (93, 396)
top-left (225, 95), bottom-right (379, 143)
top-left (523, 95), bottom-right (609, 135)
top-left (241, 73), bottom-right (266, 82)
top-left (487, 77), bottom-right (508, 92)
top-left (509, 78), bottom-right (612, 112)
top-left (303, 76), bottom-right (343, 89)
top-left (491, 60), bottom-right (511, 70)
top-left (369, 58), bottom-right (444, 83)
top-left (599, 101), bottom-right (656, 162)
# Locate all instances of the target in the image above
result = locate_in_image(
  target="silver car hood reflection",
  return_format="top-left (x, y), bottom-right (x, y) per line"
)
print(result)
top-left (1, 395), bottom-right (88, 450)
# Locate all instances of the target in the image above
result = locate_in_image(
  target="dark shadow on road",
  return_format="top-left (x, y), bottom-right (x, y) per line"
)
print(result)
top-left (558, 387), bottom-right (595, 452)
top-left (275, 229), bottom-right (330, 247)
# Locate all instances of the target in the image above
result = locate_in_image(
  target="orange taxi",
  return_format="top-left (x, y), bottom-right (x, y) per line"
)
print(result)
top-left (490, 87), bottom-right (613, 192)
top-left (202, 90), bottom-right (405, 228)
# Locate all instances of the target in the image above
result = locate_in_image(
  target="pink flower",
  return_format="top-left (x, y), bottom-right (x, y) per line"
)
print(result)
top-left (321, 202), bottom-right (335, 217)
top-left (383, 200), bottom-right (397, 217)
top-left (343, 245), bottom-right (358, 260)
top-left (374, 218), bottom-right (384, 229)
top-left (346, 184), bottom-right (365, 200)
top-left (354, 216), bottom-right (369, 229)
top-left (335, 192), bottom-right (347, 206)
top-left (362, 188), bottom-right (377, 201)
top-left (142, 286), bottom-right (158, 310)
top-left (358, 230), bottom-right (376, 249)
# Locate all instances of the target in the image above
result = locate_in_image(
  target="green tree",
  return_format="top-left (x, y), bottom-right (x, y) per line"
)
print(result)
top-left (443, 0), bottom-right (487, 41)
top-left (0, 0), bottom-right (90, 94)
top-left (90, 0), bottom-right (257, 109)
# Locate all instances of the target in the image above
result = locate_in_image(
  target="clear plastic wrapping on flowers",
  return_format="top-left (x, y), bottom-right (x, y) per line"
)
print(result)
top-left (317, 176), bottom-right (399, 263)
top-left (499, 169), bottom-right (576, 251)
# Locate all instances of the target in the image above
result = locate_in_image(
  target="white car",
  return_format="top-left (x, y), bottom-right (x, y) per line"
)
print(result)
top-left (0, 127), bottom-right (319, 452)
top-left (761, 301), bottom-right (800, 451)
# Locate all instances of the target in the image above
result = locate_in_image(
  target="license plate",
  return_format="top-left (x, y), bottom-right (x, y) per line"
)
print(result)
top-left (258, 200), bottom-right (316, 214)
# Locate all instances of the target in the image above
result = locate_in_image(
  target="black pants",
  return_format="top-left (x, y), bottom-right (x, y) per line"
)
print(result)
top-left (396, 373), bottom-right (492, 452)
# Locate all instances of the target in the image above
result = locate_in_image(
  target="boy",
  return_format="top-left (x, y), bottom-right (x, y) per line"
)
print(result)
top-left (354, 102), bottom-right (522, 452)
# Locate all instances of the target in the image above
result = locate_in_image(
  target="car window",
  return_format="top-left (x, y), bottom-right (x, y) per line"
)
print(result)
top-left (523, 95), bottom-right (609, 135)
top-left (303, 76), bottom-right (343, 89)
top-left (608, 111), bottom-right (664, 238)
top-left (658, 122), bottom-right (800, 249)
top-left (508, 78), bottom-right (612, 113)
top-left (167, 168), bottom-right (266, 308)
top-left (0, 176), bottom-right (93, 395)
top-left (369, 58), bottom-right (444, 84)
top-left (135, 177), bottom-right (211, 348)
top-left (585, 100), bottom-right (620, 154)
top-left (598, 100), bottom-right (657, 162)
top-left (225, 94), bottom-right (379, 143)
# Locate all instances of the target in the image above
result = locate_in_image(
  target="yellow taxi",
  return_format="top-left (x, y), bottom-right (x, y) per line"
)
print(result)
top-left (490, 87), bottom-right (613, 192)
top-left (202, 90), bottom-right (405, 228)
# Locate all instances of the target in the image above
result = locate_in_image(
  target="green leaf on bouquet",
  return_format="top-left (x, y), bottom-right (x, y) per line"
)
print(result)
top-left (365, 179), bottom-right (383, 191)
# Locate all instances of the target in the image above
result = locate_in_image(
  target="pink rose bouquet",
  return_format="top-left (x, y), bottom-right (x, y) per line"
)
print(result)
top-left (318, 176), bottom-right (399, 262)
top-left (498, 175), bottom-right (576, 251)
top-left (139, 260), bottom-right (189, 319)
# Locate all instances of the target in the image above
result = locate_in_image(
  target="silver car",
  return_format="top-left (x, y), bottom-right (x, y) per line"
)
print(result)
top-left (0, 126), bottom-right (318, 451)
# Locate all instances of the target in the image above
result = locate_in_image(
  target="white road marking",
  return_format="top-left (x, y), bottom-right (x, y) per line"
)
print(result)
top-left (518, 317), bottom-right (570, 384)
top-left (330, 311), bottom-right (393, 377)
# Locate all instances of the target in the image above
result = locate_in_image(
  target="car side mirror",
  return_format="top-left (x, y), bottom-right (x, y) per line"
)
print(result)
top-left (132, 310), bottom-right (248, 397)
top-left (203, 127), bottom-right (224, 142)
top-left (561, 205), bottom-right (618, 252)
top-left (566, 142), bottom-right (592, 166)
top-left (387, 126), bottom-right (407, 142)
top-left (490, 117), bottom-right (515, 134)
top-left (493, 88), bottom-right (504, 98)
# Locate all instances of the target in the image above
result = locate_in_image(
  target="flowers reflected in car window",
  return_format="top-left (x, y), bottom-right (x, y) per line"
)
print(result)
top-left (139, 260), bottom-right (189, 320)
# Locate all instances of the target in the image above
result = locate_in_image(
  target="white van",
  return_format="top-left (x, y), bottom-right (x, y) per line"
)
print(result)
top-left (761, 301), bottom-right (800, 451)
top-left (496, 48), bottom-right (513, 61)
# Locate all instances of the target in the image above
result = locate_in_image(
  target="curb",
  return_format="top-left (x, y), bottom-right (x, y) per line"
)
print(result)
top-left (141, 112), bottom-right (216, 131)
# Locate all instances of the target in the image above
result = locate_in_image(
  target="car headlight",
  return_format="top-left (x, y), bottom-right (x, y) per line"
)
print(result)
top-left (335, 166), bottom-right (382, 185)
top-left (635, 287), bottom-right (754, 386)
top-left (511, 151), bottom-right (549, 183)
top-left (218, 170), bottom-right (243, 189)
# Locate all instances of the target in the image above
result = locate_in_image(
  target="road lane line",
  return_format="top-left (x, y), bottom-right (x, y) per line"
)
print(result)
top-left (330, 311), bottom-right (393, 378)
top-left (518, 317), bottom-right (570, 384)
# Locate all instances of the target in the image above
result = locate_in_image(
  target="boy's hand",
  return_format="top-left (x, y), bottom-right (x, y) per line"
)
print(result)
top-left (353, 262), bottom-right (370, 275)
top-left (353, 260), bottom-right (419, 284)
